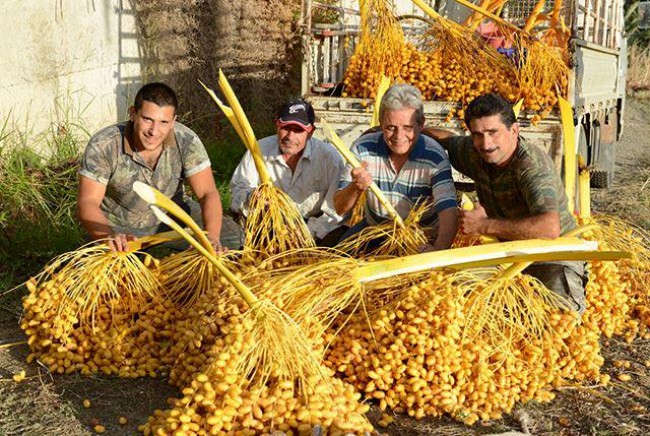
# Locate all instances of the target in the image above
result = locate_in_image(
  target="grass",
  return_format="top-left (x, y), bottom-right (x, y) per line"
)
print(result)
top-left (0, 378), bottom-right (87, 436)
top-left (0, 125), bottom-right (86, 286)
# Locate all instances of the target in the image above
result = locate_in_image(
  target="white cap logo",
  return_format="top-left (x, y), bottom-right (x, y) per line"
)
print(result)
top-left (289, 103), bottom-right (306, 114)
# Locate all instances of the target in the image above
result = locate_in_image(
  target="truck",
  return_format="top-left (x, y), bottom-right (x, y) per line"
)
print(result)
top-left (299, 0), bottom-right (627, 189)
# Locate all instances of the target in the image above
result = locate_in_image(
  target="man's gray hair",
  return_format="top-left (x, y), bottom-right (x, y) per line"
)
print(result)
top-left (379, 83), bottom-right (425, 126)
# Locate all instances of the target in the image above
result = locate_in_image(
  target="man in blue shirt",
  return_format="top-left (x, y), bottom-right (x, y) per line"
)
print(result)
top-left (333, 84), bottom-right (458, 252)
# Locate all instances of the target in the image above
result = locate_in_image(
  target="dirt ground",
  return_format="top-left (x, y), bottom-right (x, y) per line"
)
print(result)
top-left (1, 99), bottom-right (649, 435)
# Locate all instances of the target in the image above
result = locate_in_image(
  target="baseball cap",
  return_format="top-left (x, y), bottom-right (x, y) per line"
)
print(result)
top-left (276, 99), bottom-right (315, 130)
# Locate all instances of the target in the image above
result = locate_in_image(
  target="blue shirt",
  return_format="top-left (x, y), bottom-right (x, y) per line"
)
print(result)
top-left (340, 132), bottom-right (457, 225)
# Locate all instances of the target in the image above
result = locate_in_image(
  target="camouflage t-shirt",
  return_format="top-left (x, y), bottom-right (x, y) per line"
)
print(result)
top-left (79, 121), bottom-right (211, 236)
top-left (442, 135), bottom-right (576, 236)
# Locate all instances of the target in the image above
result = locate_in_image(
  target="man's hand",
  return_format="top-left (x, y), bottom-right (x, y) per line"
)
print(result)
top-left (459, 202), bottom-right (489, 236)
top-left (350, 162), bottom-right (373, 192)
top-left (333, 161), bottom-right (373, 216)
top-left (107, 233), bottom-right (137, 252)
top-left (207, 234), bottom-right (228, 255)
top-left (419, 242), bottom-right (453, 253)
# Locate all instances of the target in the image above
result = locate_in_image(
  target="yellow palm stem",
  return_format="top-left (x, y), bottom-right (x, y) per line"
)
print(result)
top-left (512, 98), bottom-right (525, 117)
top-left (578, 155), bottom-right (591, 219)
top-left (125, 230), bottom-right (183, 252)
top-left (0, 340), bottom-right (27, 349)
top-left (551, 0), bottom-right (563, 21)
top-left (132, 182), bottom-right (215, 256)
top-left (198, 80), bottom-right (246, 144)
top-left (150, 206), bottom-right (258, 309)
top-left (499, 224), bottom-right (600, 280)
top-left (371, 75), bottom-right (391, 127)
top-left (447, 0), bottom-right (522, 34)
top-left (356, 237), bottom-right (600, 282)
top-left (409, 0), bottom-right (442, 21)
top-left (217, 70), bottom-right (271, 184)
top-left (494, 0), bottom-right (507, 16)
top-left (523, 0), bottom-right (547, 32)
top-left (464, 0), bottom-right (492, 28)
top-left (558, 94), bottom-right (577, 211)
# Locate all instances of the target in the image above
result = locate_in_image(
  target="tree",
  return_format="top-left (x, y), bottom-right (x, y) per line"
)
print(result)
top-left (625, 0), bottom-right (650, 46)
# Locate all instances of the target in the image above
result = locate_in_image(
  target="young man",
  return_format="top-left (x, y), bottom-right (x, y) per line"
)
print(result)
top-left (78, 82), bottom-right (224, 251)
top-left (426, 93), bottom-right (587, 314)
top-left (334, 84), bottom-right (458, 252)
top-left (229, 99), bottom-right (346, 246)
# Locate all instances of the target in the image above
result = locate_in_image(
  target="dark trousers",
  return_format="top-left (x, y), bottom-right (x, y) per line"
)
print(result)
top-left (523, 261), bottom-right (588, 316)
top-left (317, 226), bottom-right (350, 248)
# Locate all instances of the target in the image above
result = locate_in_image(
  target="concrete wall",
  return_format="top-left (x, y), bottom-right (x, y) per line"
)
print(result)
top-left (0, 0), bottom-right (142, 146)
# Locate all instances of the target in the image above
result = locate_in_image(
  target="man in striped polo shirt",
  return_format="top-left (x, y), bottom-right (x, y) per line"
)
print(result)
top-left (426, 93), bottom-right (587, 315)
top-left (333, 84), bottom-right (459, 252)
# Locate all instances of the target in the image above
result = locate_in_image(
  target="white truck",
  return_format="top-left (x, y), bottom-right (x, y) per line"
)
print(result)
top-left (300, 0), bottom-right (627, 188)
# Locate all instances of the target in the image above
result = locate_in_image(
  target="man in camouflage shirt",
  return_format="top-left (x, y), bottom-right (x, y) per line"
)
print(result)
top-left (427, 93), bottom-right (587, 315)
top-left (78, 82), bottom-right (224, 251)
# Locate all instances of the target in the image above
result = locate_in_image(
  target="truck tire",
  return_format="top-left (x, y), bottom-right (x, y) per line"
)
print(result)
top-left (591, 141), bottom-right (615, 188)
top-left (591, 110), bottom-right (617, 189)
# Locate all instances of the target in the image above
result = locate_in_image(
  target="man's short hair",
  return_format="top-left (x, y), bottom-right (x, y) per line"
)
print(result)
top-left (379, 84), bottom-right (425, 126)
top-left (133, 83), bottom-right (178, 112)
top-left (464, 93), bottom-right (516, 128)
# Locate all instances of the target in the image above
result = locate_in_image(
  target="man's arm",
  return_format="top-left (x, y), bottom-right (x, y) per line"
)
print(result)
top-left (78, 175), bottom-right (111, 239)
top-left (188, 167), bottom-right (223, 247)
top-left (432, 207), bottom-right (458, 250)
top-left (229, 151), bottom-right (259, 217)
top-left (77, 175), bottom-right (134, 251)
top-left (421, 127), bottom-right (456, 146)
top-left (460, 202), bottom-right (561, 240)
top-left (425, 145), bottom-right (458, 250)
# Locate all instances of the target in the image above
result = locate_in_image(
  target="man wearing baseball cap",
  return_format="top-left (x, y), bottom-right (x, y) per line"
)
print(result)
top-left (230, 99), bottom-right (347, 246)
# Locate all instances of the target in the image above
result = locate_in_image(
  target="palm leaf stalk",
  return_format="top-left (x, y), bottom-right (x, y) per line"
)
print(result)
top-left (143, 199), bottom-right (331, 395)
top-left (578, 155), bottom-right (591, 219)
top-left (131, 181), bottom-right (230, 309)
top-left (370, 74), bottom-right (391, 128)
top-left (458, 225), bottom-right (614, 355)
top-left (349, 74), bottom-right (391, 227)
top-left (264, 236), bottom-right (628, 348)
top-left (201, 72), bottom-right (314, 254)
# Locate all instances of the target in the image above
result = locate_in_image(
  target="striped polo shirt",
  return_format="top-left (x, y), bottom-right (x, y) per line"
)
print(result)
top-left (339, 132), bottom-right (457, 225)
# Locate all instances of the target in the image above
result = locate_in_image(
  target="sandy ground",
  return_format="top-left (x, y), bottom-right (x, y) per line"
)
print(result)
top-left (0, 99), bottom-right (649, 435)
